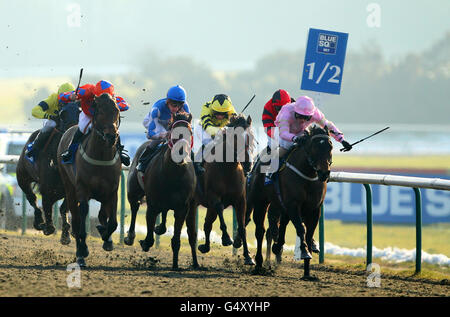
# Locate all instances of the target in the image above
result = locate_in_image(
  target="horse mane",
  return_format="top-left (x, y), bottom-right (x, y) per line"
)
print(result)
top-left (306, 124), bottom-right (330, 137)
top-left (227, 113), bottom-right (250, 129)
top-left (168, 111), bottom-right (192, 129)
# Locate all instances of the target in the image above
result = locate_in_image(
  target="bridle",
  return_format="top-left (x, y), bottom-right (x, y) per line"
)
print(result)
top-left (168, 120), bottom-right (193, 150)
top-left (287, 133), bottom-right (332, 182)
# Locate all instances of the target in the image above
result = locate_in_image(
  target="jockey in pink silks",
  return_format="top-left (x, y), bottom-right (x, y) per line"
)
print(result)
top-left (265, 95), bottom-right (352, 184)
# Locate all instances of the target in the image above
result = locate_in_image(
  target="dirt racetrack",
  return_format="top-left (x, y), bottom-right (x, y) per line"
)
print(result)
top-left (0, 231), bottom-right (448, 298)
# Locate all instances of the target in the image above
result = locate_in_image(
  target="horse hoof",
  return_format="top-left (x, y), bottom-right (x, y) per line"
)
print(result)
top-left (43, 224), bottom-right (56, 236)
top-left (76, 257), bottom-right (86, 268)
top-left (311, 241), bottom-right (320, 254)
top-left (301, 275), bottom-right (319, 281)
top-left (272, 243), bottom-right (282, 255)
top-left (244, 257), bottom-right (255, 266)
top-left (301, 250), bottom-right (312, 260)
top-left (33, 221), bottom-right (44, 231)
top-left (96, 225), bottom-right (106, 237)
top-left (222, 235), bottom-right (233, 247)
top-left (103, 241), bottom-right (114, 251)
top-left (139, 239), bottom-right (153, 252)
top-left (232, 238), bottom-right (242, 249)
top-left (198, 244), bottom-right (210, 254)
top-left (60, 234), bottom-right (71, 245)
top-left (154, 225), bottom-right (166, 235)
top-left (124, 236), bottom-right (135, 246)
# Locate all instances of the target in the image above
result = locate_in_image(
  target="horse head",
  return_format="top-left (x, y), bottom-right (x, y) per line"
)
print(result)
top-left (168, 111), bottom-right (193, 165)
top-left (224, 114), bottom-right (254, 163)
top-left (303, 125), bottom-right (333, 182)
top-left (92, 93), bottom-right (120, 148)
top-left (58, 101), bottom-right (81, 132)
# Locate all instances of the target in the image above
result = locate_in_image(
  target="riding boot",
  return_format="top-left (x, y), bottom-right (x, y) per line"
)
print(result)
top-left (26, 129), bottom-right (52, 159)
top-left (116, 136), bottom-right (130, 166)
top-left (137, 145), bottom-right (153, 173)
top-left (264, 147), bottom-right (288, 185)
top-left (61, 129), bottom-right (84, 164)
top-left (192, 145), bottom-right (205, 176)
top-left (137, 140), bottom-right (161, 173)
top-left (241, 161), bottom-right (252, 178)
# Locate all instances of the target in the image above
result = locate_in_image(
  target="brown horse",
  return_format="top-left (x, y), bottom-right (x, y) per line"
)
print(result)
top-left (137, 112), bottom-right (198, 270)
top-left (193, 114), bottom-right (255, 265)
top-left (248, 125), bottom-right (332, 278)
top-left (57, 93), bottom-right (122, 267)
top-left (16, 101), bottom-right (80, 243)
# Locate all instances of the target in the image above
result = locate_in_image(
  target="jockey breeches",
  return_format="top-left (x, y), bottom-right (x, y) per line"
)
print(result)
top-left (41, 119), bottom-right (57, 132)
top-left (78, 112), bottom-right (92, 134)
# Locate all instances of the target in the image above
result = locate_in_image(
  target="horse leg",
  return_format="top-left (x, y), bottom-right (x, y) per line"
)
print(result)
top-left (253, 202), bottom-right (268, 268)
top-left (100, 197), bottom-right (118, 252)
top-left (233, 197), bottom-right (253, 249)
top-left (139, 205), bottom-right (158, 252)
top-left (75, 200), bottom-right (90, 266)
top-left (124, 199), bottom-right (139, 246)
top-left (215, 203), bottom-right (233, 247)
top-left (41, 196), bottom-right (56, 235)
top-left (287, 205), bottom-right (311, 261)
top-left (171, 208), bottom-right (188, 270)
top-left (59, 199), bottom-right (71, 245)
top-left (304, 207), bottom-right (321, 254)
top-left (154, 210), bottom-right (168, 235)
top-left (186, 201), bottom-right (199, 268)
top-left (198, 207), bottom-right (217, 254)
top-left (268, 207), bottom-right (282, 264)
top-left (271, 212), bottom-right (289, 260)
top-left (233, 198), bottom-right (254, 265)
top-left (17, 178), bottom-right (44, 230)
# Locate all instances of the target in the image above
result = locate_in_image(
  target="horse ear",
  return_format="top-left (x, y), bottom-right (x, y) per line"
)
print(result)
top-left (229, 114), bottom-right (236, 124)
top-left (324, 125), bottom-right (329, 134)
top-left (246, 115), bottom-right (252, 125)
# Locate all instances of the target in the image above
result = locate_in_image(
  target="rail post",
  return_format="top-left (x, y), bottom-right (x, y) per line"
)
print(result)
top-left (232, 207), bottom-right (237, 256)
top-left (364, 184), bottom-right (373, 267)
top-left (319, 204), bottom-right (324, 264)
top-left (120, 170), bottom-right (126, 244)
top-left (21, 192), bottom-right (26, 235)
top-left (413, 187), bottom-right (422, 273)
top-left (53, 203), bottom-right (58, 230)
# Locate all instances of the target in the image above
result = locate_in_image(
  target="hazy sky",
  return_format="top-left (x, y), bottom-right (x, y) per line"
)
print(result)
top-left (1, 0), bottom-right (449, 75)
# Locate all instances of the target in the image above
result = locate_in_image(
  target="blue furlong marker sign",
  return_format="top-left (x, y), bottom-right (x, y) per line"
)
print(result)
top-left (324, 172), bottom-right (450, 224)
top-left (301, 28), bottom-right (349, 95)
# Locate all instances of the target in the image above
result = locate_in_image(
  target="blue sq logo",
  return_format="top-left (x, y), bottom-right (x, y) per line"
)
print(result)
top-left (317, 33), bottom-right (338, 54)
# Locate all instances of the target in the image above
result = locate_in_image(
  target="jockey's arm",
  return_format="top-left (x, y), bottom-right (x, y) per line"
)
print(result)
top-left (32, 94), bottom-right (59, 119)
top-left (313, 109), bottom-right (344, 143)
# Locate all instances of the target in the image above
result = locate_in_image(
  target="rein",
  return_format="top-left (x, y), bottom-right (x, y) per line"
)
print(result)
top-left (79, 143), bottom-right (120, 166)
top-left (168, 120), bottom-right (193, 150)
top-left (287, 133), bottom-right (330, 182)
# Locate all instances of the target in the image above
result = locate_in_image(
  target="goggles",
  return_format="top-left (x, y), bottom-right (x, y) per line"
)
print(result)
top-left (294, 112), bottom-right (312, 121)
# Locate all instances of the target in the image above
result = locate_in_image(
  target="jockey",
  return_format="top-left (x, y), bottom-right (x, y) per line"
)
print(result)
top-left (137, 85), bottom-right (190, 173)
top-left (264, 95), bottom-right (352, 184)
top-left (194, 94), bottom-right (251, 176)
top-left (59, 80), bottom-right (131, 166)
top-left (262, 89), bottom-right (295, 147)
top-left (25, 82), bottom-right (75, 162)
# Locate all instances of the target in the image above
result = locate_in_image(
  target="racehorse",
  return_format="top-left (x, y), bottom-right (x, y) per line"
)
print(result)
top-left (137, 112), bottom-right (199, 270)
top-left (57, 93), bottom-right (122, 267)
top-left (16, 101), bottom-right (80, 244)
top-left (248, 125), bottom-right (332, 278)
top-left (193, 114), bottom-right (255, 265)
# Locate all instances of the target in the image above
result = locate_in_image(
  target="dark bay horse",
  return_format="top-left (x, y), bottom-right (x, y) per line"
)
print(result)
top-left (194, 114), bottom-right (255, 265)
top-left (136, 112), bottom-right (198, 270)
top-left (16, 101), bottom-right (80, 243)
top-left (57, 94), bottom-right (122, 267)
top-left (248, 125), bottom-right (333, 278)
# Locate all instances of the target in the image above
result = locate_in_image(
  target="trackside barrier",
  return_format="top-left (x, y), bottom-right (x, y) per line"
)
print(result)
top-left (4, 156), bottom-right (450, 273)
top-left (326, 172), bottom-right (450, 273)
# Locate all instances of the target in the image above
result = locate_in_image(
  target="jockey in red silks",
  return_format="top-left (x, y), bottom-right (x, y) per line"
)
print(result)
top-left (262, 89), bottom-right (294, 148)
top-left (264, 95), bottom-right (352, 184)
top-left (58, 80), bottom-right (130, 166)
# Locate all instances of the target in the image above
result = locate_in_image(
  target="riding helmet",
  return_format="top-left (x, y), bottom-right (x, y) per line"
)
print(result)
top-left (210, 94), bottom-right (233, 113)
top-left (271, 89), bottom-right (291, 107)
top-left (293, 96), bottom-right (316, 116)
top-left (57, 82), bottom-right (75, 95)
top-left (94, 80), bottom-right (115, 97)
top-left (167, 85), bottom-right (186, 102)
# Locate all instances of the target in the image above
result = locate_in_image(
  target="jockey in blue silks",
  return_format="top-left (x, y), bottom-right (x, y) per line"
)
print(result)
top-left (137, 85), bottom-right (193, 173)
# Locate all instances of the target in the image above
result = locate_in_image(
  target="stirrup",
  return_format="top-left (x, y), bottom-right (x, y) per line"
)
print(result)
top-left (120, 152), bottom-right (130, 166)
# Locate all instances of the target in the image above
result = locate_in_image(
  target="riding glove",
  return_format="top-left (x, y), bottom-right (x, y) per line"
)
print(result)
top-left (341, 140), bottom-right (352, 152)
